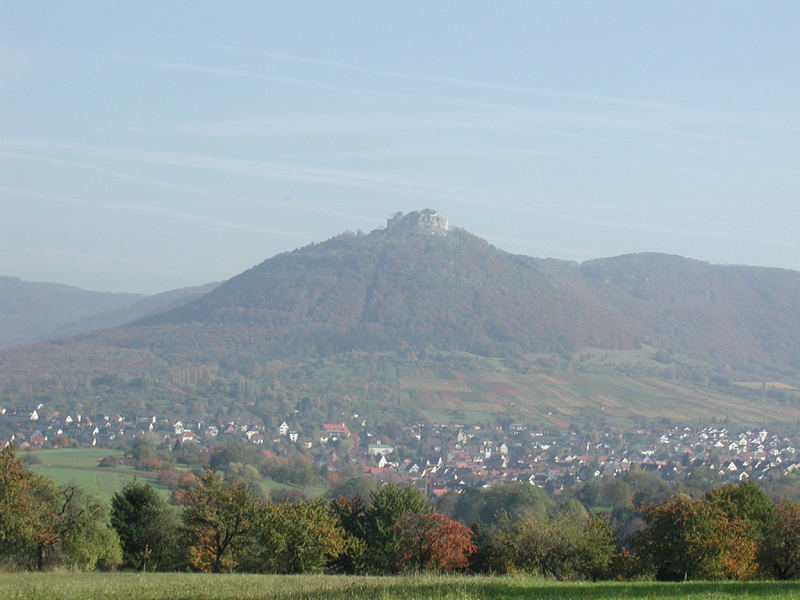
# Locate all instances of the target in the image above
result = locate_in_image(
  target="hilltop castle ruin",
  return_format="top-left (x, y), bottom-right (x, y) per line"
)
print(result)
top-left (386, 209), bottom-right (449, 235)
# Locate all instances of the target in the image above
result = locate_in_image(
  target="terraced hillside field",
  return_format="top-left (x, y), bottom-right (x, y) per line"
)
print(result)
top-left (374, 349), bottom-right (800, 428)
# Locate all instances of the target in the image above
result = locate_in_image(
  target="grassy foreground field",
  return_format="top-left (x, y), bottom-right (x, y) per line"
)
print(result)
top-left (3, 573), bottom-right (800, 600)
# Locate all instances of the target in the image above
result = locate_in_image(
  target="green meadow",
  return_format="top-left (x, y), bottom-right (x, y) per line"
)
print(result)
top-left (3, 574), bottom-right (800, 600)
top-left (23, 448), bottom-right (169, 501)
top-left (21, 448), bottom-right (325, 501)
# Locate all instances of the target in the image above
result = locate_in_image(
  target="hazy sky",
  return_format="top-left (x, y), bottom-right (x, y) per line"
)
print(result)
top-left (2, 2), bottom-right (800, 294)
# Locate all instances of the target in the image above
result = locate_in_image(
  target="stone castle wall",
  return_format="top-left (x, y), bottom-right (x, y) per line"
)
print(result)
top-left (386, 209), bottom-right (449, 235)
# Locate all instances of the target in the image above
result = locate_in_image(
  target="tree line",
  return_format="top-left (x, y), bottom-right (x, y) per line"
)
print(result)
top-left (2, 445), bottom-right (800, 579)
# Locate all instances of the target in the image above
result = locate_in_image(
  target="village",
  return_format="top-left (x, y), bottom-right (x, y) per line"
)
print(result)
top-left (2, 401), bottom-right (799, 495)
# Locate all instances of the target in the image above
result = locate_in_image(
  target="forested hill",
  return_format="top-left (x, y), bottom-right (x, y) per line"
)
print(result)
top-left (579, 253), bottom-right (800, 370)
top-left (138, 227), bottom-right (638, 358)
top-left (134, 225), bottom-right (800, 372)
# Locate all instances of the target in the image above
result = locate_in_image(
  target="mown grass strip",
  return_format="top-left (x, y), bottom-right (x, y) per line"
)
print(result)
top-left (3, 574), bottom-right (800, 600)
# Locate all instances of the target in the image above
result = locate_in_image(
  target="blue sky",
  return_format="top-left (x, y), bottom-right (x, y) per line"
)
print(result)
top-left (2, 2), bottom-right (799, 293)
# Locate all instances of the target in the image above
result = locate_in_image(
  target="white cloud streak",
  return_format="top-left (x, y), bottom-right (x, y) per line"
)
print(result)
top-left (3, 138), bottom-right (797, 254)
top-left (479, 196), bottom-right (800, 250)
top-left (127, 59), bottom-right (401, 99)
top-left (1, 185), bottom-right (319, 241)
top-left (0, 138), bottom-right (479, 198)
top-left (184, 42), bottom-right (800, 135)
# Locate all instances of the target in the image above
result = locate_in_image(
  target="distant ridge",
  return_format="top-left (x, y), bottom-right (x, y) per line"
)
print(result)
top-left (46, 282), bottom-right (221, 340)
top-left (579, 252), bottom-right (800, 369)
top-left (0, 277), bottom-right (219, 349)
top-left (0, 276), bottom-right (142, 349)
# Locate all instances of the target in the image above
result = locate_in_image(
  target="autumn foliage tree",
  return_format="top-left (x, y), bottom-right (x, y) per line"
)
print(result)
top-left (31, 481), bottom-right (121, 570)
top-left (634, 494), bottom-right (758, 581)
top-left (394, 511), bottom-right (476, 572)
top-left (364, 483), bottom-right (431, 573)
top-left (181, 470), bottom-right (258, 572)
top-left (705, 481), bottom-right (774, 545)
top-left (0, 445), bottom-right (44, 562)
top-left (0, 446), bottom-right (120, 570)
top-left (759, 500), bottom-right (800, 579)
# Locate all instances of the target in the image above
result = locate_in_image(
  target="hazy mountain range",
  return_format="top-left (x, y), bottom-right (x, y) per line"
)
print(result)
top-left (0, 276), bottom-right (219, 349)
top-left (2, 210), bottom-right (800, 427)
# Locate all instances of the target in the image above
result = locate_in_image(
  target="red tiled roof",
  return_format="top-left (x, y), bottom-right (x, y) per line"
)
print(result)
top-left (323, 423), bottom-right (350, 433)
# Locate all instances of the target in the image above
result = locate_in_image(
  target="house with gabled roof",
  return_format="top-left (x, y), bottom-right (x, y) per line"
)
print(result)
top-left (323, 423), bottom-right (350, 438)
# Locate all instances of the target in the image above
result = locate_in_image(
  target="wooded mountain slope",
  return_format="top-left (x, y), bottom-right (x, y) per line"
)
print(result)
top-left (140, 228), bottom-right (638, 358)
top-left (580, 253), bottom-right (800, 369)
top-left (135, 227), bottom-right (800, 373)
